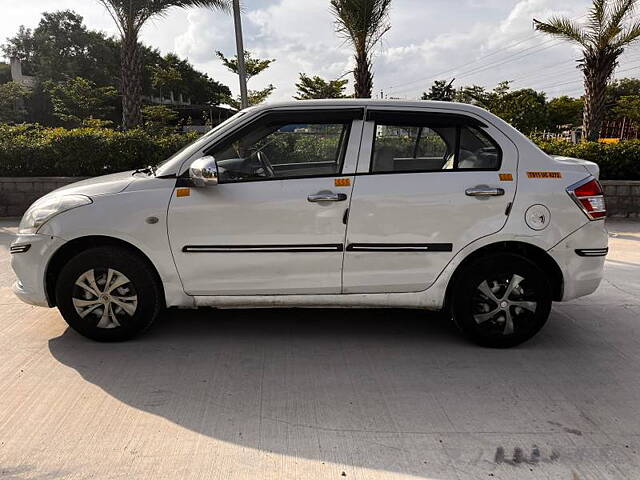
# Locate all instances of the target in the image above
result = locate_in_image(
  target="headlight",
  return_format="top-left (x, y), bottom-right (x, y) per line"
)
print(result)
top-left (19, 194), bottom-right (93, 234)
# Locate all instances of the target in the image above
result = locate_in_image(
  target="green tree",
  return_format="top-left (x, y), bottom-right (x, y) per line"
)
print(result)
top-left (454, 85), bottom-right (490, 106)
top-left (421, 79), bottom-right (456, 101)
top-left (2, 10), bottom-right (232, 125)
top-left (216, 50), bottom-right (276, 107)
top-left (97, 0), bottom-right (232, 129)
top-left (151, 64), bottom-right (182, 100)
top-left (456, 81), bottom-right (548, 134)
top-left (455, 82), bottom-right (509, 110)
top-left (330, 0), bottom-right (392, 98)
top-left (294, 73), bottom-right (348, 99)
top-left (607, 77), bottom-right (640, 97)
top-left (2, 11), bottom-right (121, 126)
top-left (159, 53), bottom-right (230, 104)
top-left (243, 87), bottom-right (276, 108)
top-left (2, 25), bottom-right (36, 71)
top-left (2, 11), bottom-right (120, 86)
top-left (547, 96), bottom-right (584, 130)
top-left (535, 0), bottom-right (640, 140)
top-left (142, 104), bottom-right (179, 131)
top-left (0, 63), bottom-right (12, 84)
top-left (0, 82), bottom-right (31, 123)
top-left (613, 95), bottom-right (640, 127)
top-left (605, 77), bottom-right (640, 114)
top-left (44, 76), bottom-right (117, 126)
top-left (216, 50), bottom-right (275, 83)
top-left (3, 11), bottom-right (230, 103)
top-left (491, 87), bottom-right (548, 134)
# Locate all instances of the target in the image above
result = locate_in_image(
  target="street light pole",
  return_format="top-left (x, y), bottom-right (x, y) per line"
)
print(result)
top-left (232, 0), bottom-right (249, 109)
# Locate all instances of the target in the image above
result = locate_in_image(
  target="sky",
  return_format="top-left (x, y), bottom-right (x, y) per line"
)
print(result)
top-left (2, 0), bottom-right (640, 101)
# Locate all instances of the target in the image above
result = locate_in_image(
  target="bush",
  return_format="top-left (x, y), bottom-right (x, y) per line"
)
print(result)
top-left (0, 124), bottom-right (200, 177)
top-left (1, 124), bottom-right (639, 180)
top-left (533, 138), bottom-right (640, 180)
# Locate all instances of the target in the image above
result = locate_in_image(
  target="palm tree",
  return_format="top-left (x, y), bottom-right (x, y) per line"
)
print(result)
top-left (330, 0), bottom-right (392, 98)
top-left (535, 0), bottom-right (640, 141)
top-left (97, 0), bottom-right (232, 129)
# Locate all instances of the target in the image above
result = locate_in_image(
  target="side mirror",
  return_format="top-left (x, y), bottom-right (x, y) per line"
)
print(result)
top-left (190, 156), bottom-right (218, 187)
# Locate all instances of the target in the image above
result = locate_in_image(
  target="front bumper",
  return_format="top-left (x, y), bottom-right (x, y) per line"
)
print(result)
top-left (548, 221), bottom-right (608, 301)
top-left (10, 233), bottom-right (67, 307)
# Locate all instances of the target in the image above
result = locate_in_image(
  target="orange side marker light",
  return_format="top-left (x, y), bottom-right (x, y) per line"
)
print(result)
top-left (176, 188), bottom-right (191, 197)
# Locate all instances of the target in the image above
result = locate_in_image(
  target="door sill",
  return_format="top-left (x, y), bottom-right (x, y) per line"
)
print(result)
top-left (193, 291), bottom-right (441, 310)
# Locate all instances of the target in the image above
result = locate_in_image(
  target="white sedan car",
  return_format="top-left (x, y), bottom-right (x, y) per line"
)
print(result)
top-left (11, 100), bottom-right (608, 347)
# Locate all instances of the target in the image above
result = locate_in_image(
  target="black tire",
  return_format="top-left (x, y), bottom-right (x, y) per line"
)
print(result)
top-left (452, 253), bottom-right (552, 348)
top-left (55, 246), bottom-right (163, 342)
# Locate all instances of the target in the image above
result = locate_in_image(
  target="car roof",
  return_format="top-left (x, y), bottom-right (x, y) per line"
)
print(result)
top-left (254, 98), bottom-right (489, 115)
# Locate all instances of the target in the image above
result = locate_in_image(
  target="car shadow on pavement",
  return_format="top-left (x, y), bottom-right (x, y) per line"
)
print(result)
top-left (46, 306), bottom-right (619, 477)
top-left (47, 309), bottom-right (466, 472)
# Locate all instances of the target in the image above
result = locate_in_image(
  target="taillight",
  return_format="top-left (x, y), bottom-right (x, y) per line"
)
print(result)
top-left (567, 178), bottom-right (606, 220)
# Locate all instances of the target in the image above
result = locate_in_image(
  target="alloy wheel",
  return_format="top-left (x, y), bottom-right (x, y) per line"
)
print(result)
top-left (472, 274), bottom-right (538, 336)
top-left (72, 268), bottom-right (138, 329)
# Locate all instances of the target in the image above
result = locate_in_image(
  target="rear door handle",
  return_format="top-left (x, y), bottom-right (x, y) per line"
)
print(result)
top-left (308, 192), bottom-right (348, 203)
top-left (465, 186), bottom-right (505, 197)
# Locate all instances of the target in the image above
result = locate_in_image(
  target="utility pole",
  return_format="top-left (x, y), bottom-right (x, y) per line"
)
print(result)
top-left (232, 0), bottom-right (249, 109)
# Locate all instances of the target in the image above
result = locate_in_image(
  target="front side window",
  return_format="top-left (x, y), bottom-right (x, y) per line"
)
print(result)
top-left (208, 114), bottom-right (351, 183)
top-left (371, 113), bottom-right (501, 173)
top-left (156, 109), bottom-right (252, 177)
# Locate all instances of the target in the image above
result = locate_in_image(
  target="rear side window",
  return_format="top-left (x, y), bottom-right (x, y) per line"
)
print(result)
top-left (370, 112), bottom-right (502, 173)
top-left (458, 126), bottom-right (501, 170)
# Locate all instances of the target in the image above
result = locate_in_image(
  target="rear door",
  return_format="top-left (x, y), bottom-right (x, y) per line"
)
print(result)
top-left (343, 108), bottom-right (518, 293)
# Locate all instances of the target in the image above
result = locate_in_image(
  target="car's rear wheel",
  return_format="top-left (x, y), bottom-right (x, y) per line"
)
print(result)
top-left (452, 253), bottom-right (552, 348)
top-left (55, 246), bottom-right (162, 341)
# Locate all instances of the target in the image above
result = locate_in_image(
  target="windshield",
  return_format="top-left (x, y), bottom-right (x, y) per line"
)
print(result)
top-left (155, 110), bottom-right (250, 177)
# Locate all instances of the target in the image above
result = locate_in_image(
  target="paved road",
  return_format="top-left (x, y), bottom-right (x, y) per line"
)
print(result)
top-left (0, 219), bottom-right (639, 480)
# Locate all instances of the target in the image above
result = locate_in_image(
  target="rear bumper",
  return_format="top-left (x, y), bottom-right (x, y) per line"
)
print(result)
top-left (548, 221), bottom-right (608, 301)
top-left (10, 233), bottom-right (67, 308)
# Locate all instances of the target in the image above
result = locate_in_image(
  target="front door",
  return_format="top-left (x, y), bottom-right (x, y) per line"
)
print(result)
top-left (167, 109), bottom-right (362, 295)
top-left (343, 109), bottom-right (518, 293)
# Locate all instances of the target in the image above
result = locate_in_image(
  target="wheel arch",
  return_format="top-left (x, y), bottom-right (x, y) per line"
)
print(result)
top-left (45, 235), bottom-right (166, 307)
top-left (444, 241), bottom-right (564, 313)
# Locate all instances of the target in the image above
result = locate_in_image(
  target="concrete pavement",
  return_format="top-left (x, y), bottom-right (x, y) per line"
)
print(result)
top-left (0, 219), bottom-right (639, 480)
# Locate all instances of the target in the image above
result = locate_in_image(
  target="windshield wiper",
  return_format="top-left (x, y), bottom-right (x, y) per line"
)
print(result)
top-left (133, 165), bottom-right (157, 176)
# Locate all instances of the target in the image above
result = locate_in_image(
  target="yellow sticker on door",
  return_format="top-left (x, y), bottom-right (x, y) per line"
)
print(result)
top-left (527, 171), bottom-right (563, 179)
top-left (335, 178), bottom-right (351, 187)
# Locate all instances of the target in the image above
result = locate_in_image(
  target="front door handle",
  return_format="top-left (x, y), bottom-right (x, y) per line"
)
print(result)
top-left (465, 186), bottom-right (505, 197)
top-left (308, 192), bottom-right (348, 203)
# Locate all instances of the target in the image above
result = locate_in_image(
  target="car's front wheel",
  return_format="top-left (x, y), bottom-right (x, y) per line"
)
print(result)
top-left (55, 246), bottom-right (163, 341)
top-left (452, 253), bottom-right (552, 348)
